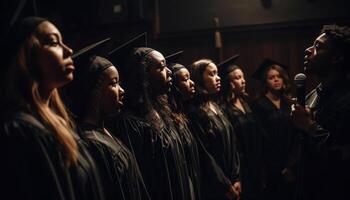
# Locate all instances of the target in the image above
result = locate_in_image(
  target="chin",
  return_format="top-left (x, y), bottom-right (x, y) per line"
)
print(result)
top-left (65, 73), bottom-right (74, 81)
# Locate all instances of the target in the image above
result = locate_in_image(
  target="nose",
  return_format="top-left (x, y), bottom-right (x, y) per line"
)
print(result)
top-left (119, 86), bottom-right (125, 95)
top-left (305, 46), bottom-right (312, 55)
top-left (62, 43), bottom-right (73, 57)
top-left (166, 67), bottom-right (172, 77)
top-left (216, 75), bottom-right (221, 81)
top-left (190, 79), bottom-right (195, 87)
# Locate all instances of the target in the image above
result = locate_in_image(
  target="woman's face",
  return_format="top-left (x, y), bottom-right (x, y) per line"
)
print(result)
top-left (33, 21), bottom-right (74, 90)
top-left (229, 68), bottom-right (246, 95)
top-left (147, 51), bottom-right (172, 94)
top-left (265, 68), bottom-right (284, 92)
top-left (100, 66), bottom-right (125, 115)
top-left (175, 68), bottom-right (195, 100)
top-left (202, 63), bottom-right (221, 94)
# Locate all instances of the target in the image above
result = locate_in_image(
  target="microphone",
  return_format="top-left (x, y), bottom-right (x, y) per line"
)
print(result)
top-left (294, 73), bottom-right (307, 107)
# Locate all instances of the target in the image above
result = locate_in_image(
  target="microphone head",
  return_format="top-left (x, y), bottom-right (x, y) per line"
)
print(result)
top-left (294, 73), bottom-right (307, 86)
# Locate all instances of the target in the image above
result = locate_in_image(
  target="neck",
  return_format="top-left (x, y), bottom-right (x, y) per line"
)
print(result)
top-left (38, 85), bottom-right (53, 105)
top-left (265, 90), bottom-right (281, 101)
top-left (318, 71), bottom-right (339, 90)
top-left (83, 112), bottom-right (104, 129)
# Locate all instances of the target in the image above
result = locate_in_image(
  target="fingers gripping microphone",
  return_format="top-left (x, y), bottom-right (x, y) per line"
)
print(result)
top-left (294, 73), bottom-right (307, 107)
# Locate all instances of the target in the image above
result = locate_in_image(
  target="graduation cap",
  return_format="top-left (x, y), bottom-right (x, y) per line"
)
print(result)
top-left (165, 51), bottom-right (186, 73)
top-left (165, 51), bottom-right (183, 65)
top-left (252, 58), bottom-right (287, 80)
top-left (72, 38), bottom-right (111, 59)
top-left (71, 37), bottom-right (112, 86)
top-left (108, 32), bottom-right (148, 66)
top-left (108, 32), bottom-right (158, 79)
top-left (63, 38), bottom-right (112, 117)
top-left (217, 54), bottom-right (240, 79)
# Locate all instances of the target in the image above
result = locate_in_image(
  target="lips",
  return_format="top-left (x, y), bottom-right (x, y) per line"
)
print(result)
top-left (65, 60), bottom-right (75, 72)
top-left (190, 88), bottom-right (195, 94)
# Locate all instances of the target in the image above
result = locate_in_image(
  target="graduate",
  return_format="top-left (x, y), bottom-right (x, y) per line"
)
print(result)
top-left (166, 51), bottom-right (201, 200)
top-left (188, 59), bottom-right (241, 200)
top-left (63, 38), bottom-right (150, 200)
top-left (218, 55), bottom-right (264, 200)
top-left (0, 17), bottom-right (104, 200)
top-left (250, 59), bottom-right (298, 200)
top-left (106, 33), bottom-right (193, 200)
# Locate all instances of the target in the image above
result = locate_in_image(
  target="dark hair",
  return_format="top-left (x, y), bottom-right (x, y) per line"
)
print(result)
top-left (122, 50), bottom-right (173, 131)
top-left (220, 65), bottom-right (248, 104)
top-left (261, 64), bottom-right (292, 100)
top-left (190, 59), bottom-right (213, 96)
top-left (321, 24), bottom-right (350, 72)
top-left (168, 64), bottom-right (190, 125)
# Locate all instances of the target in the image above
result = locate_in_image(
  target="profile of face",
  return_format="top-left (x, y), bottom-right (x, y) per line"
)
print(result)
top-left (304, 33), bottom-right (332, 75)
top-left (228, 68), bottom-right (246, 96)
top-left (33, 21), bottom-right (74, 90)
top-left (175, 68), bottom-right (195, 100)
top-left (265, 68), bottom-right (284, 92)
top-left (100, 66), bottom-right (125, 115)
top-left (202, 63), bottom-right (221, 94)
top-left (147, 51), bottom-right (172, 94)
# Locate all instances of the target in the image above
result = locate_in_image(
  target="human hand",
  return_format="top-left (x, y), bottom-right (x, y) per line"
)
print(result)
top-left (281, 168), bottom-right (295, 183)
top-left (291, 104), bottom-right (314, 132)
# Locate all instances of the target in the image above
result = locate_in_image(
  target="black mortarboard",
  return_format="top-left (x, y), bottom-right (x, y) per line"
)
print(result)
top-left (108, 33), bottom-right (156, 78)
top-left (72, 38), bottom-right (111, 59)
top-left (252, 58), bottom-right (287, 80)
top-left (108, 32), bottom-right (148, 66)
top-left (71, 37), bottom-right (112, 86)
top-left (165, 51), bottom-right (183, 65)
top-left (63, 38), bottom-right (112, 116)
top-left (165, 51), bottom-right (185, 73)
top-left (72, 38), bottom-right (111, 73)
top-left (217, 54), bottom-right (240, 78)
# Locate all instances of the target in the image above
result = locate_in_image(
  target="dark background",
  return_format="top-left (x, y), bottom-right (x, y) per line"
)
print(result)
top-left (1, 0), bottom-right (350, 95)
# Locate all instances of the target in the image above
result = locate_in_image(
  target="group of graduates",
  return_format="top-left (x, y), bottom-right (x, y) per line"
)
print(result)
top-left (1, 15), bottom-right (350, 200)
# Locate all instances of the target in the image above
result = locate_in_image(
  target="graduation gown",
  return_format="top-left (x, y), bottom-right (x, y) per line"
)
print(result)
top-left (174, 120), bottom-right (201, 200)
top-left (220, 99), bottom-right (264, 200)
top-left (107, 113), bottom-right (193, 200)
top-left (0, 111), bottom-right (104, 200)
top-left (188, 103), bottom-right (240, 200)
top-left (251, 96), bottom-right (298, 200)
top-left (78, 122), bottom-right (150, 200)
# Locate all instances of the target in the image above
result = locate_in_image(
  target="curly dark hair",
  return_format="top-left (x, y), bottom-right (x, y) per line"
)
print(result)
top-left (321, 24), bottom-right (350, 69)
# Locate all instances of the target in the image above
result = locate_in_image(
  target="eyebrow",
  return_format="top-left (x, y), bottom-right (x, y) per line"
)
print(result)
top-left (46, 33), bottom-right (62, 41)
top-left (314, 38), bottom-right (325, 45)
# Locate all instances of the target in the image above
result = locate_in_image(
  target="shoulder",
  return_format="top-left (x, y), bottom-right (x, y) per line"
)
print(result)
top-left (0, 111), bottom-right (50, 139)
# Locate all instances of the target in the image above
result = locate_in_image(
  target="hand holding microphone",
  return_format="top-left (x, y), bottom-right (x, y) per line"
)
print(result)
top-left (291, 73), bottom-right (315, 132)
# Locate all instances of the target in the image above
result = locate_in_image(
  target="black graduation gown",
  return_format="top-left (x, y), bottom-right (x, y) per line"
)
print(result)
top-left (188, 104), bottom-right (240, 200)
top-left (301, 84), bottom-right (350, 200)
top-left (0, 111), bottom-right (105, 200)
top-left (174, 121), bottom-right (201, 200)
top-left (78, 123), bottom-right (150, 200)
top-left (251, 96), bottom-right (298, 200)
top-left (107, 114), bottom-right (192, 200)
top-left (220, 100), bottom-right (264, 200)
